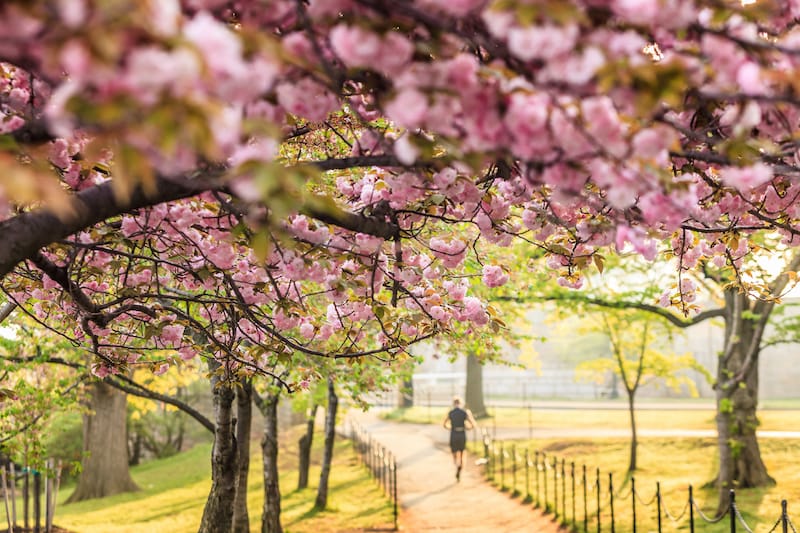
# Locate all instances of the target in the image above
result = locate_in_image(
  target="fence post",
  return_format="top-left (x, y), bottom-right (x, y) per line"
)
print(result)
top-left (596, 467), bottom-right (601, 533)
top-left (689, 485), bottom-right (694, 533)
top-left (657, 482), bottom-right (662, 533)
top-left (562, 459), bottom-right (566, 522)
top-left (393, 458), bottom-right (398, 531)
top-left (583, 464), bottom-right (588, 533)
top-left (24, 467), bottom-right (29, 531)
top-left (34, 470), bottom-right (41, 533)
top-left (543, 452), bottom-right (548, 512)
top-left (729, 490), bottom-right (736, 533)
top-left (525, 449), bottom-right (531, 502)
top-left (631, 476), bottom-right (636, 533)
top-left (511, 444), bottom-right (518, 496)
top-left (572, 462), bottom-right (577, 530)
top-left (609, 472), bottom-right (615, 533)
top-left (554, 455), bottom-right (559, 520)
top-left (500, 441), bottom-right (505, 491)
top-left (782, 500), bottom-right (788, 533)
top-left (10, 463), bottom-right (17, 530)
top-left (2, 467), bottom-right (11, 533)
top-left (535, 451), bottom-right (541, 508)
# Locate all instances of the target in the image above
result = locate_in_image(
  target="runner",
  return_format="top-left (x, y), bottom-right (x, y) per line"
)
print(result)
top-left (443, 396), bottom-right (476, 481)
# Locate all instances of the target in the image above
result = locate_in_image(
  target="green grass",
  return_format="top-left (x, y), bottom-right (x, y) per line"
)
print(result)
top-left (1, 429), bottom-right (394, 533)
top-left (383, 405), bottom-right (800, 432)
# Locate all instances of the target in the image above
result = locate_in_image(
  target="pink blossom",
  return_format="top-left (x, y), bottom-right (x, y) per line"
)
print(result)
top-left (91, 363), bottom-right (112, 378)
top-left (736, 62), bottom-right (767, 94)
top-left (57, 0), bottom-right (87, 28)
top-left (299, 322), bottom-right (315, 339)
top-left (385, 89), bottom-right (428, 129)
top-left (720, 163), bottom-right (773, 190)
top-left (482, 265), bottom-right (509, 288)
top-left (393, 134), bottom-right (419, 165)
top-left (507, 24), bottom-right (578, 62)
top-left (179, 347), bottom-right (196, 361)
top-left (160, 324), bottom-right (185, 346)
top-left (153, 363), bottom-right (170, 376)
top-left (276, 78), bottom-right (339, 122)
top-left (330, 25), bottom-right (383, 68)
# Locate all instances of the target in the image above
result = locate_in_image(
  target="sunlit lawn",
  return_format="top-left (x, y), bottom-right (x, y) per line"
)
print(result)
top-left (1, 429), bottom-right (394, 533)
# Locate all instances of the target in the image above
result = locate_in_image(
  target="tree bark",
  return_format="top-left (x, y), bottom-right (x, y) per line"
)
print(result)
top-left (297, 404), bottom-right (318, 490)
top-left (258, 390), bottom-right (282, 533)
top-left (315, 379), bottom-right (338, 509)
top-left (66, 382), bottom-right (139, 502)
top-left (232, 379), bottom-right (253, 533)
top-left (465, 353), bottom-right (488, 418)
top-left (398, 377), bottom-right (413, 408)
top-left (198, 372), bottom-right (237, 533)
top-left (714, 290), bottom-right (774, 512)
top-left (627, 393), bottom-right (637, 473)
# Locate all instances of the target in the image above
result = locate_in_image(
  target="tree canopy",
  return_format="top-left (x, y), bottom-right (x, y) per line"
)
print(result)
top-left (2, 0), bottom-right (800, 382)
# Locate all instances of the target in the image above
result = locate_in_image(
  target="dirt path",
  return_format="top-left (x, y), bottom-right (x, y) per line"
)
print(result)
top-left (348, 412), bottom-right (563, 533)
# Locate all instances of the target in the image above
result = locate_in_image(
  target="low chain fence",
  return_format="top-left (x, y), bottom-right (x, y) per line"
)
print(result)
top-left (480, 432), bottom-right (796, 533)
top-left (349, 422), bottom-right (398, 531)
top-left (1, 459), bottom-right (62, 533)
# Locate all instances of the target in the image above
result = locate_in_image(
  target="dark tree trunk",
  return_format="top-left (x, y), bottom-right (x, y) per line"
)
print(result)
top-left (129, 428), bottom-right (143, 467)
top-left (315, 379), bottom-right (338, 509)
top-left (465, 353), bottom-right (488, 418)
top-left (198, 372), bottom-right (237, 533)
top-left (398, 377), bottom-right (413, 408)
top-left (259, 390), bottom-right (282, 533)
top-left (714, 290), bottom-right (774, 512)
top-left (66, 382), bottom-right (139, 502)
top-left (297, 404), bottom-right (318, 490)
top-left (232, 378), bottom-right (253, 533)
top-left (627, 393), bottom-right (637, 473)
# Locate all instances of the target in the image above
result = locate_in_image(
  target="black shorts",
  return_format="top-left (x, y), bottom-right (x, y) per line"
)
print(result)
top-left (450, 430), bottom-right (466, 452)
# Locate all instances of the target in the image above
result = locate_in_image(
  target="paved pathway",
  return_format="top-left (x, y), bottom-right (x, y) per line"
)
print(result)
top-left (348, 411), bottom-right (563, 533)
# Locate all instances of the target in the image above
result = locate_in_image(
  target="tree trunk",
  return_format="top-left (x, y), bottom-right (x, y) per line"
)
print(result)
top-left (627, 392), bottom-right (637, 473)
top-left (297, 404), bottom-right (318, 490)
top-left (465, 353), bottom-right (488, 418)
top-left (714, 291), bottom-right (774, 513)
top-left (315, 379), bottom-right (338, 509)
top-left (66, 382), bottom-right (139, 502)
top-left (398, 377), bottom-right (413, 408)
top-left (198, 372), bottom-right (237, 533)
top-left (259, 390), bottom-right (282, 533)
top-left (232, 378), bottom-right (253, 533)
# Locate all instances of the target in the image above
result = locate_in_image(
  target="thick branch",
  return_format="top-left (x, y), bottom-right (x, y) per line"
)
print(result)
top-left (0, 172), bottom-right (224, 279)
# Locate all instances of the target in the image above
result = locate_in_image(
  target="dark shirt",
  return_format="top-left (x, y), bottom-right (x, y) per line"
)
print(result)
top-left (448, 407), bottom-right (468, 431)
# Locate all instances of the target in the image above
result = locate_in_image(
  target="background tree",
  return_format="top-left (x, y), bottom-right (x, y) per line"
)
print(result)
top-left (574, 310), bottom-right (710, 473)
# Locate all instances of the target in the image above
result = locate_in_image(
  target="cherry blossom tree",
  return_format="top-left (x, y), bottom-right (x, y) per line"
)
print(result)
top-left (2, 0), bottom-right (800, 527)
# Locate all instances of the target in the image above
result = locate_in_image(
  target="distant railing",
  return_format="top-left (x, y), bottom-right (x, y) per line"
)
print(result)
top-left (349, 422), bottom-right (398, 531)
top-left (480, 431), bottom-right (796, 533)
top-left (1, 459), bottom-right (62, 533)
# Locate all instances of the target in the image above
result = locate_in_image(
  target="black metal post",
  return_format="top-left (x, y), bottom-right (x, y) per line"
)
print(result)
top-left (782, 500), bottom-right (788, 533)
top-left (596, 467), bottom-right (601, 533)
top-left (657, 482), bottom-right (662, 533)
top-left (34, 470), bottom-right (41, 533)
top-left (609, 472), bottom-right (615, 533)
top-left (554, 456), bottom-right (559, 519)
top-left (535, 451), bottom-right (541, 507)
top-left (512, 444), bottom-right (517, 495)
top-left (393, 460), bottom-right (398, 531)
top-left (24, 467), bottom-right (29, 531)
top-left (543, 452), bottom-right (548, 512)
top-left (583, 464), bottom-right (588, 533)
top-left (562, 459), bottom-right (566, 522)
top-left (572, 462), bottom-right (577, 530)
top-left (525, 449), bottom-right (531, 502)
top-left (729, 490), bottom-right (736, 533)
top-left (632, 476), bottom-right (636, 533)
top-left (500, 441), bottom-right (505, 490)
top-left (689, 485), bottom-right (695, 533)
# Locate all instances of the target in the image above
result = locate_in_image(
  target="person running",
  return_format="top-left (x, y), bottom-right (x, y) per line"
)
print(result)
top-left (443, 396), bottom-right (476, 481)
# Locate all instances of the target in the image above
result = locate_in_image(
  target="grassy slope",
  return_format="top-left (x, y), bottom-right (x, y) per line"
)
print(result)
top-left (2, 432), bottom-right (393, 533)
